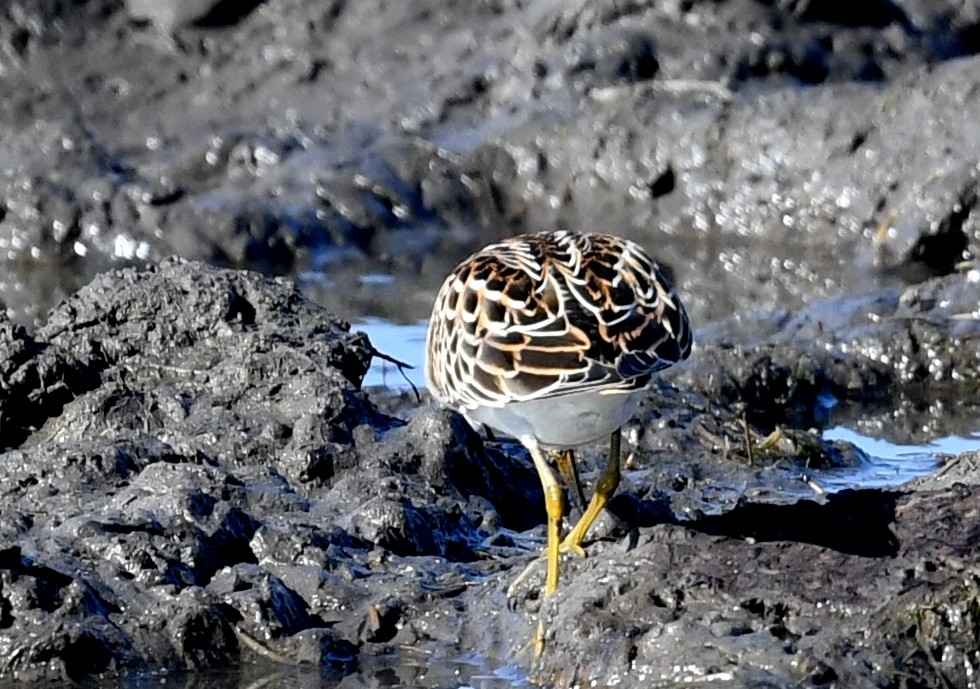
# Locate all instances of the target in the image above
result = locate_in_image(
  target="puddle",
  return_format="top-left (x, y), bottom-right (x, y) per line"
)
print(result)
top-left (824, 426), bottom-right (980, 462)
top-left (76, 654), bottom-right (536, 689)
top-left (817, 427), bottom-right (954, 491)
top-left (814, 425), bottom-right (980, 492)
top-left (353, 319), bottom-right (980, 494)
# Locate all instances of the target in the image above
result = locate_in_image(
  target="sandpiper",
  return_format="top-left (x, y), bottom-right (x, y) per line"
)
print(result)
top-left (424, 230), bottom-right (692, 626)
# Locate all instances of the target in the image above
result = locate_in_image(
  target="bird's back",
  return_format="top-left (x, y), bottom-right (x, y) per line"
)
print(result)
top-left (425, 231), bottom-right (693, 421)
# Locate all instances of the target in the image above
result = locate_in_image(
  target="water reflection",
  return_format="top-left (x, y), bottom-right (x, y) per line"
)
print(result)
top-left (74, 654), bottom-right (535, 689)
top-left (819, 425), bottom-right (980, 491)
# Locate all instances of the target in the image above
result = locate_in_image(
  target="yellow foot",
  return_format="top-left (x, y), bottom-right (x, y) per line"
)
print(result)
top-left (559, 535), bottom-right (587, 558)
top-left (507, 537), bottom-right (585, 599)
top-left (561, 507), bottom-right (602, 557)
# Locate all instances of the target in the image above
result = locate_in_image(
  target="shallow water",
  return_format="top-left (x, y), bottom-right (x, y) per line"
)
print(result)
top-left (70, 654), bottom-right (535, 689)
top-left (354, 319), bottom-right (980, 494)
top-left (820, 425), bottom-right (980, 489)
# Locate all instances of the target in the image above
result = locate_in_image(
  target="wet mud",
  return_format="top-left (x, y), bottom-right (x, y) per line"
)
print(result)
top-left (2, 1), bottom-right (980, 326)
top-left (2, 1), bottom-right (980, 687)
top-left (0, 260), bottom-right (978, 687)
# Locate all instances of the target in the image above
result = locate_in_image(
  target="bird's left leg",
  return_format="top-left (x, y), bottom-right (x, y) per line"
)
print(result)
top-left (551, 449), bottom-right (588, 513)
top-left (526, 444), bottom-right (564, 596)
top-left (525, 442), bottom-right (566, 657)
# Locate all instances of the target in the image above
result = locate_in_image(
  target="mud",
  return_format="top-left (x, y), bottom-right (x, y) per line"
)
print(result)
top-left (3, 1), bottom-right (980, 688)
top-left (0, 259), bottom-right (976, 687)
top-left (2, 1), bottom-right (979, 325)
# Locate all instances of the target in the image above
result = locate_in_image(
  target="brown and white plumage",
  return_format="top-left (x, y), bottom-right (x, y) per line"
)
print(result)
top-left (425, 230), bottom-right (691, 426)
top-left (424, 230), bottom-right (692, 643)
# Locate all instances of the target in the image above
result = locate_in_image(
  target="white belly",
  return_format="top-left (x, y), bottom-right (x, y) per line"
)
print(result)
top-left (465, 389), bottom-right (643, 449)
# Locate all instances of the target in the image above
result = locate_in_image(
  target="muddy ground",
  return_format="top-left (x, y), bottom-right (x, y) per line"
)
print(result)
top-left (2, 257), bottom-right (979, 688)
top-left (2, 1), bottom-right (980, 687)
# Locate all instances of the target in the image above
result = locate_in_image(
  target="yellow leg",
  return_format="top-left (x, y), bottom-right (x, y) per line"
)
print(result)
top-left (527, 444), bottom-right (564, 597)
top-left (561, 429), bottom-right (621, 556)
top-left (551, 449), bottom-right (587, 513)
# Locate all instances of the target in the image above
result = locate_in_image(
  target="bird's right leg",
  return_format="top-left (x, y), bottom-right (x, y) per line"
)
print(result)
top-left (561, 428), bottom-right (622, 556)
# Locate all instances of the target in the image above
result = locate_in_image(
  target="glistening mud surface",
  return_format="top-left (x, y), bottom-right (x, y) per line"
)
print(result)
top-left (1, 261), bottom-right (979, 688)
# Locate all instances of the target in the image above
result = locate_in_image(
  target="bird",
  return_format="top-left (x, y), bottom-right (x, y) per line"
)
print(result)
top-left (424, 230), bottom-right (692, 624)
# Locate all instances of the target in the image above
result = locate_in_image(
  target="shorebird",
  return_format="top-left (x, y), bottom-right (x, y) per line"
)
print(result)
top-left (424, 230), bottom-right (692, 628)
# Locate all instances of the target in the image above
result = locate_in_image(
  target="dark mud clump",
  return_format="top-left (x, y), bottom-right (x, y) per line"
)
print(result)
top-left (0, 259), bottom-right (379, 681)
